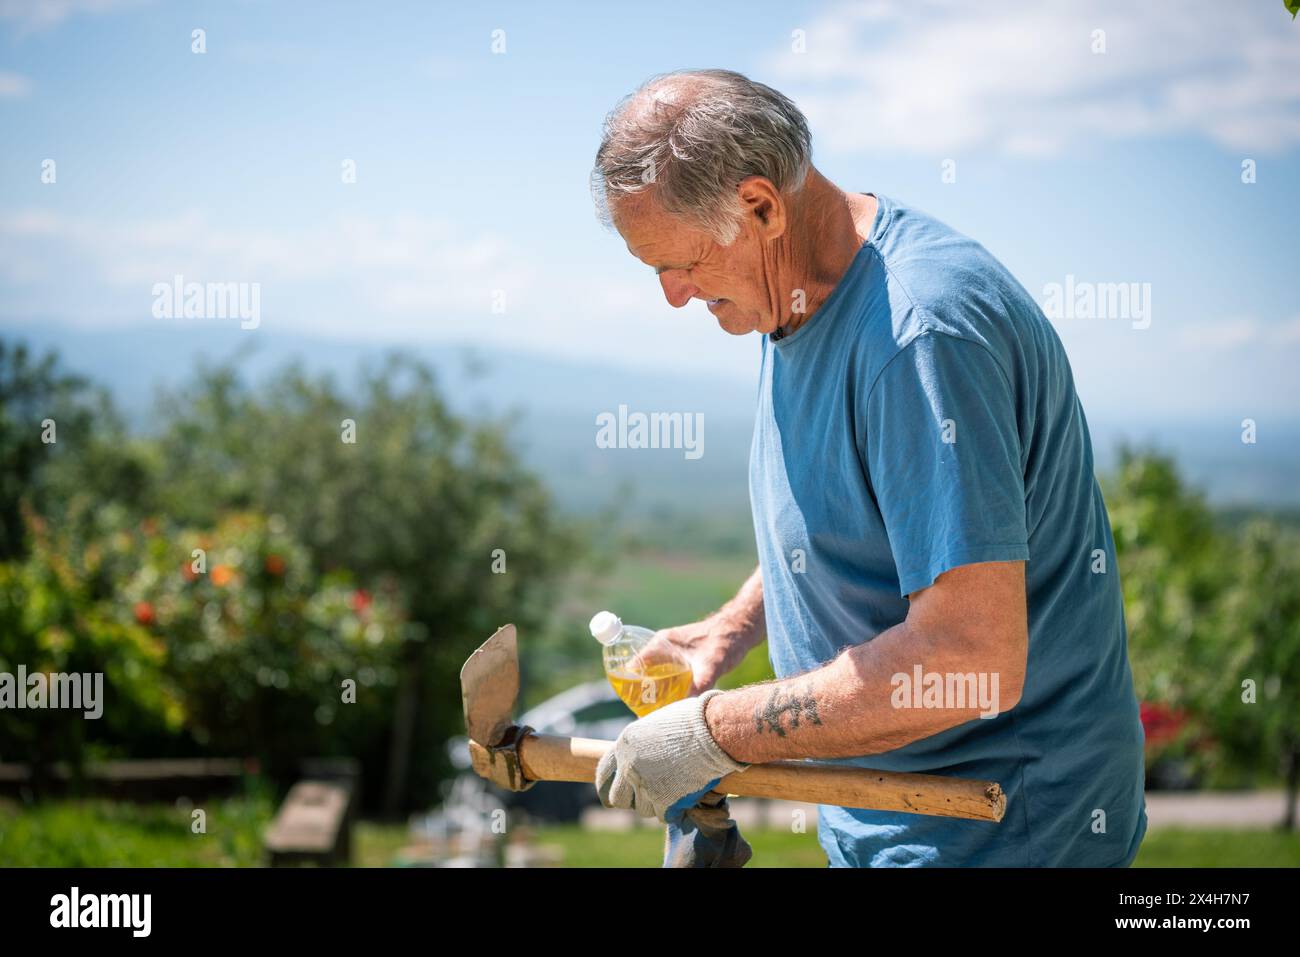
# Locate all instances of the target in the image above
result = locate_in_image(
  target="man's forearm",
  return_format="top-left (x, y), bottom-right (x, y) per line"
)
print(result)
top-left (703, 617), bottom-right (1011, 764)
top-left (713, 566), bottom-right (765, 651)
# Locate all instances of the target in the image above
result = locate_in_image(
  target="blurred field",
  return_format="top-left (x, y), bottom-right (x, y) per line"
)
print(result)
top-left (526, 823), bottom-right (829, 867)
top-left (0, 796), bottom-right (270, 867)
top-left (7, 548), bottom-right (1294, 868)
top-left (5, 502), bottom-right (1296, 867)
top-left (559, 549), bottom-right (757, 637)
top-left (542, 548), bottom-right (775, 701)
top-left (5, 797), bottom-right (1299, 867)
top-left (528, 824), bottom-right (1300, 868)
top-left (1129, 828), bottom-right (1300, 868)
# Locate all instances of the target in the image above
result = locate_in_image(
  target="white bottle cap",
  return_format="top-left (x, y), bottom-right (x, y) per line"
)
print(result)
top-left (589, 611), bottom-right (623, 645)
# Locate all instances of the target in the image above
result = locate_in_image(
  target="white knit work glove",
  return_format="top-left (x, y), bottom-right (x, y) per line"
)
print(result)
top-left (595, 689), bottom-right (750, 822)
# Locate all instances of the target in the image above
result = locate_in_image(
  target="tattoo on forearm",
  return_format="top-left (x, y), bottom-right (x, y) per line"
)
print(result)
top-left (754, 684), bottom-right (822, 737)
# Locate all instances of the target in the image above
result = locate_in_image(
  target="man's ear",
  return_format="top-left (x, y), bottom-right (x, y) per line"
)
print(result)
top-left (737, 176), bottom-right (786, 240)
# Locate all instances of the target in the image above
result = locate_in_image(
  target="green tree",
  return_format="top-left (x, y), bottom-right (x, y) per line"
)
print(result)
top-left (1105, 448), bottom-right (1222, 709)
top-left (121, 510), bottom-right (407, 785)
top-left (0, 502), bottom-right (176, 779)
top-left (0, 501), bottom-right (409, 789)
top-left (146, 355), bottom-right (583, 810)
top-left (1106, 447), bottom-right (1300, 824)
top-left (0, 340), bottom-right (153, 562)
top-left (1211, 521), bottom-right (1300, 827)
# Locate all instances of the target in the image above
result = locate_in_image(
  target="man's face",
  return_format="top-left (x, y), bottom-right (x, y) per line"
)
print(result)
top-left (612, 192), bottom-right (775, 336)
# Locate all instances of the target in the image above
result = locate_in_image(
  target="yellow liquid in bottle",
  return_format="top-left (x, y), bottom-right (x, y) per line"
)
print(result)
top-left (608, 662), bottom-right (694, 717)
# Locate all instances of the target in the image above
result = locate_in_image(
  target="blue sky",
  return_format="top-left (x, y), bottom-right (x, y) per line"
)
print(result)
top-left (1, 0), bottom-right (1298, 430)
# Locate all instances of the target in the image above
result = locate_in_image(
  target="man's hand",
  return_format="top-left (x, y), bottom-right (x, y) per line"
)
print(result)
top-left (652, 618), bottom-right (750, 695)
top-left (655, 567), bottom-right (767, 695)
top-left (595, 690), bottom-right (749, 821)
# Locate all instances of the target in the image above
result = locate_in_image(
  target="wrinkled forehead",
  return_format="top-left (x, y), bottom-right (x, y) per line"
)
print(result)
top-left (611, 192), bottom-right (697, 258)
top-left (609, 190), bottom-right (662, 234)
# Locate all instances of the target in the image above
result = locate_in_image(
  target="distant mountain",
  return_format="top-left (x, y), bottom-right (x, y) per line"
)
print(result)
top-left (1, 321), bottom-right (757, 517)
top-left (0, 319), bottom-right (756, 422)
top-left (4, 320), bottom-right (1297, 512)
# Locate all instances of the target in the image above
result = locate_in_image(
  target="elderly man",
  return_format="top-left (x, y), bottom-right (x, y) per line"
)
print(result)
top-left (589, 69), bottom-right (1147, 867)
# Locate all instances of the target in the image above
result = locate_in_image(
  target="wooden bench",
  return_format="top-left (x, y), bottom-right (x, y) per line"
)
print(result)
top-left (264, 779), bottom-right (354, 866)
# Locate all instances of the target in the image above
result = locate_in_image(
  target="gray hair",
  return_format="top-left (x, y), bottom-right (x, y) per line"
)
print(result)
top-left (591, 69), bottom-right (813, 246)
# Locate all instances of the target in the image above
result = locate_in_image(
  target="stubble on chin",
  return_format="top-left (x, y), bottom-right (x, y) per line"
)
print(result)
top-left (714, 307), bottom-right (760, 337)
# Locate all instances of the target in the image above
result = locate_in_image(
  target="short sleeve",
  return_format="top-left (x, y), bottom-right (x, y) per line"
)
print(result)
top-left (864, 332), bottom-right (1029, 596)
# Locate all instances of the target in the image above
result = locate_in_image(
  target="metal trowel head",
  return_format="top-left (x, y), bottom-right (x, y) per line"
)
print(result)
top-left (459, 624), bottom-right (520, 747)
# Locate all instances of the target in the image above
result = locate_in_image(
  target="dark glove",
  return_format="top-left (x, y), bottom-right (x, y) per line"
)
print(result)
top-left (662, 783), bottom-right (752, 868)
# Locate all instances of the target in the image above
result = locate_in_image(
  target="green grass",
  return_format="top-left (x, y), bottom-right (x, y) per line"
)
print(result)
top-left (530, 548), bottom-right (775, 703)
top-left (529, 823), bottom-right (830, 867)
top-left (525, 824), bottom-right (1300, 867)
top-left (0, 795), bottom-right (272, 866)
top-left (353, 820), bottom-right (418, 867)
top-left (595, 552), bottom-right (758, 630)
top-left (559, 550), bottom-right (759, 639)
top-left (0, 798), bottom-right (435, 868)
top-left (3, 795), bottom-right (1298, 867)
top-left (579, 550), bottom-right (782, 689)
top-left (1132, 827), bottom-right (1300, 867)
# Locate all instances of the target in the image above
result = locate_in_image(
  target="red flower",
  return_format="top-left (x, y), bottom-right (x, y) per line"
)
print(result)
top-left (134, 601), bottom-right (155, 626)
top-left (1139, 701), bottom-right (1187, 750)
top-left (264, 554), bottom-right (286, 576)
top-left (350, 589), bottom-right (372, 613)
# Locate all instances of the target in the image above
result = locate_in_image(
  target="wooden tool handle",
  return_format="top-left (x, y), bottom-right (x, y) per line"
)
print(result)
top-left (475, 731), bottom-right (1005, 822)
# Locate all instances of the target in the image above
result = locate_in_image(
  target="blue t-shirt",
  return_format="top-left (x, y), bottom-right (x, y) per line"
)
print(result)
top-left (749, 193), bottom-right (1147, 867)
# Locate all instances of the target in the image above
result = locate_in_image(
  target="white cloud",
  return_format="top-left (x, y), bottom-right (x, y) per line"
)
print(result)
top-left (0, 207), bottom-right (761, 380)
top-left (770, 0), bottom-right (1300, 156)
top-left (1175, 316), bottom-right (1300, 350)
top-left (0, 208), bottom-right (535, 326)
top-left (0, 70), bottom-right (31, 97)
top-left (1276, 316), bottom-right (1300, 344)
top-left (0, 0), bottom-right (150, 31)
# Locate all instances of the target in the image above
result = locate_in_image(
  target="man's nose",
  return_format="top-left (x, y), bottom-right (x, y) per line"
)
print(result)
top-left (658, 270), bottom-right (698, 308)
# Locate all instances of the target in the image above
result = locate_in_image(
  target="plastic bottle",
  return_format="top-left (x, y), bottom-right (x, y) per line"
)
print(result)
top-left (589, 611), bottom-right (694, 717)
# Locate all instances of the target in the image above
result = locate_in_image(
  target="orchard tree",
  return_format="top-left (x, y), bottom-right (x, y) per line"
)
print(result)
top-left (1212, 521), bottom-right (1300, 828)
top-left (147, 355), bottom-right (584, 811)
